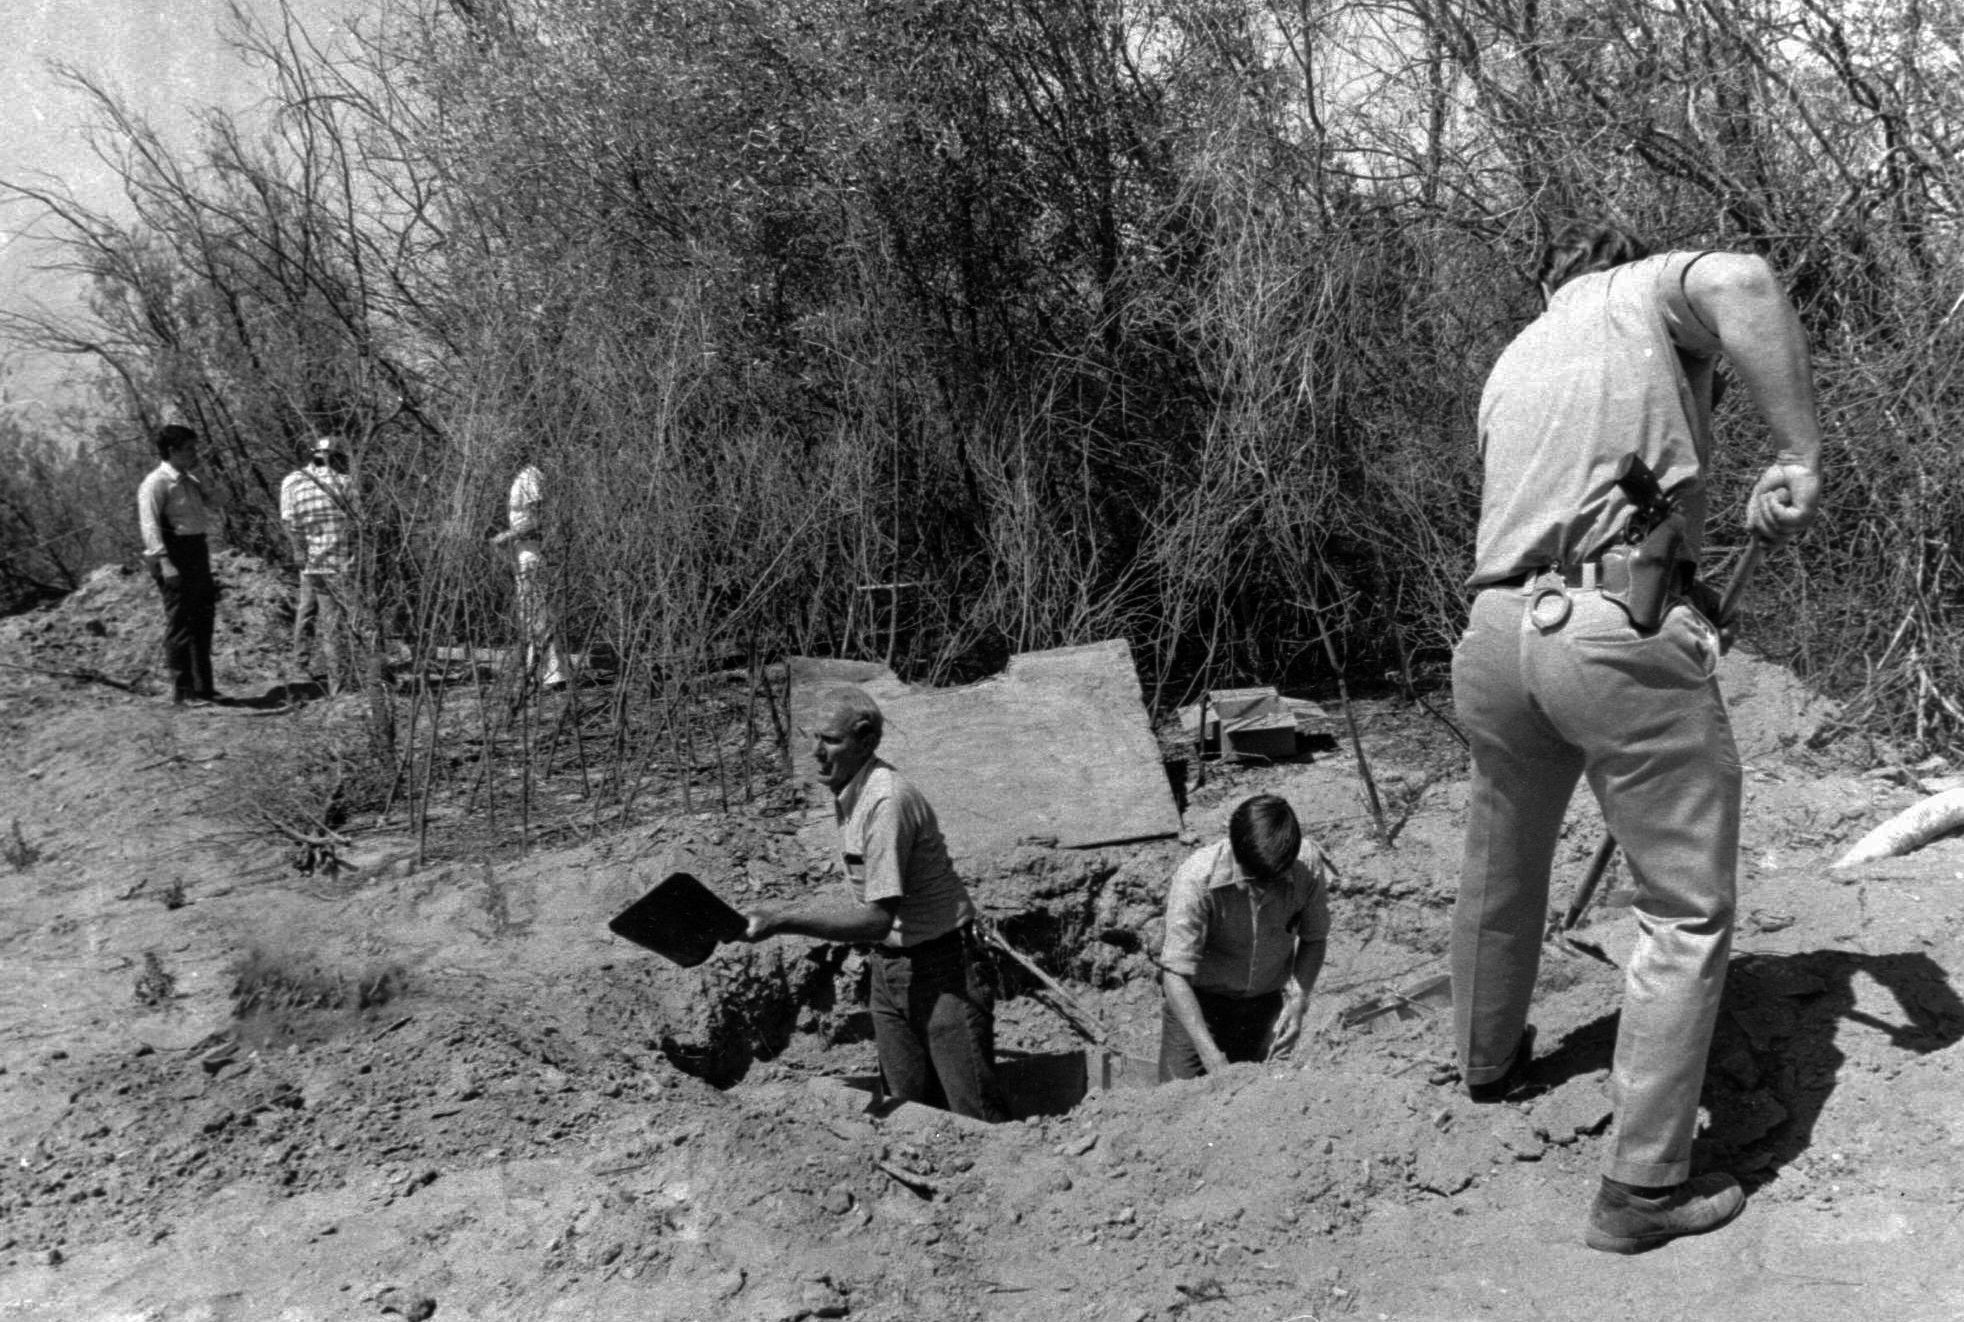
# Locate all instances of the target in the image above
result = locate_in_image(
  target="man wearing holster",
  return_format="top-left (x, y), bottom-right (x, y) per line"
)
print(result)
top-left (1452, 221), bottom-right (1821, 1253)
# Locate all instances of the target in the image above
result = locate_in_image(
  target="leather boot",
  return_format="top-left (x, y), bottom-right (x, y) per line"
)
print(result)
top-left (1584, 1173), bottom-right (1745, 1254)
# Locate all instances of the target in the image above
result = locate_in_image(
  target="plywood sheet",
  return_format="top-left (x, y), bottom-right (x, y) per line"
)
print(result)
top-left (789, 640), bottom-right (1180, 860)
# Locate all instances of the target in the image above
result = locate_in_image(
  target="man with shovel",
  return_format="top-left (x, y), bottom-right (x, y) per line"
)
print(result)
top-left (1453, 221), bottom-right (1822, 1253)
top-left (741, 685), bottom-right (1007, 1122)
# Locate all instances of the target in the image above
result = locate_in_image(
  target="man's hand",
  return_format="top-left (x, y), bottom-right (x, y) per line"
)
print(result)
top-left (158, 562), bottom-right (180, 584)
top-left (1265, 993), bottom-right (1309, 1061)
top-left (1747, 461), bottom-right (1820, 545)
top-left (741, 905), bottom-right (785, 943)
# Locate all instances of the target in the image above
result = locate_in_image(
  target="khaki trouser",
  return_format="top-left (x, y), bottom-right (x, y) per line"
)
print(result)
top-left (1452, 582), bottom-right (1739, 1186)
top-left (293, 571), bottom-right (348, 692)
top-left (513, 543), bottom-right (568, 688)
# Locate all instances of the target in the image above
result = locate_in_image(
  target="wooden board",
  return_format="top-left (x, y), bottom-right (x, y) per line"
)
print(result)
top-left (789, 639), bottom-right (1180, 859)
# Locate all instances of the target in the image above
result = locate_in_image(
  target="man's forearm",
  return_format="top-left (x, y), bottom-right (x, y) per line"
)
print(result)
top-left (1163, 971), bottom-right (1227, 1068)
top-left (750, 898), bottom-right (893, 944)
top-left (1288, 937), bottom-right (1327, 1001)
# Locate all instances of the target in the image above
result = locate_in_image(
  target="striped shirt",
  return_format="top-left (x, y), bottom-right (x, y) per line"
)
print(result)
top-left (1160, 838), bottom-right (1332, 997)
top-left (137, 462), bottom-right (211, 566)
top-left (280, 466), bottom-right (355, 575)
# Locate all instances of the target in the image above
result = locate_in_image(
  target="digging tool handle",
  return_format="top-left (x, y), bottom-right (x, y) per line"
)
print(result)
top-left (1559, 833), bottom-right (1618, 934)
top-left (1716, 537), bottom-right (1769, 629)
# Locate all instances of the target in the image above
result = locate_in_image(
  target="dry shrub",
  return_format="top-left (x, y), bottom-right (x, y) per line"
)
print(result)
top-left (204, 701), bottom-right (397, 845)
top-left (134, 952), bottom-right (177, 1006)
top-left (4, 820), bottom-right (41, 872)
top-left (230, 944), bottom-right (406, 1019)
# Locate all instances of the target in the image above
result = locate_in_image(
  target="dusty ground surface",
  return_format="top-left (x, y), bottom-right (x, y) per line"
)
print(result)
top-left (3, 558), bottom-right (1964, 1321)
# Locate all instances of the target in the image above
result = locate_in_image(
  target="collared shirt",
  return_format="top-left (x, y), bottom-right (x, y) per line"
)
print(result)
top-left (137, 462), bottom-right (211, 564)
top-left (1160, 838), bottom-right (1332, 997)
top-left (1470, 251), bottom-right (1725, 587)
top-left (280, 465), bottom-right (355, 575)
top-left (834, 757), bottom-right (975, 949)
top-left (507, 465), bottom-right (545, 543)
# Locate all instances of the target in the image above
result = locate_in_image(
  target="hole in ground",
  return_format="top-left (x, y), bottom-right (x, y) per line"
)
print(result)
top-left (659, 919), bottom-right (1160, 1114)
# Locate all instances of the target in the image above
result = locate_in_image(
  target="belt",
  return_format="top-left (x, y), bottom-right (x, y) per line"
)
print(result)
top-left (1482, 560), bottom-right (1610, 592)
top-left (1480, 556), bottom-right (1694, 596)
top-left (866, 925), bottom-right (969, 959)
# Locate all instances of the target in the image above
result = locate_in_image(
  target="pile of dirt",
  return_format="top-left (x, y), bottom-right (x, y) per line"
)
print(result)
top-left (1721, 647), bottom-right (1840, 760)
top-left (0, 550), bottom-right (293, 696)
top-left (5, 615), bottom-right (1964, 1320)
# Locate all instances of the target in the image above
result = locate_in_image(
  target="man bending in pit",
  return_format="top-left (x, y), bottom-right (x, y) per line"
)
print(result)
top-left (1158, 794), bottom-right (1332, 1080)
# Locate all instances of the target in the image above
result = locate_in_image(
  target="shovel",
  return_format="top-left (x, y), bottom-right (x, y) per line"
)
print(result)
top-left (1547, 833), bottom-right (1620, 966)
top-left (608, 871), bottom-right (749, 968)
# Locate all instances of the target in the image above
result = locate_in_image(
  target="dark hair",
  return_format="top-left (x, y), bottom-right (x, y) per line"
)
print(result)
top-left (1228, 794), bottom-right (1302, 881)
top-left (153, 424), bottom-right (198, 460)
top-left (1536, 220), bottom-right (1653, 296)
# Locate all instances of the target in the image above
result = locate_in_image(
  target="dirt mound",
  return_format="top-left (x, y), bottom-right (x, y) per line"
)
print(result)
top-left (6, 639), bottom-right (1964, 1320)
top-left (0, 550), bottom-right (293, 695)
top-left (1721, 647), bottom-right (1839, 759)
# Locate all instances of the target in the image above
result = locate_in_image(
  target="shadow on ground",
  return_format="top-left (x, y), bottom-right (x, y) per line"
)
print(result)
top-left (1499, 948), bottom-right (1964, 1183)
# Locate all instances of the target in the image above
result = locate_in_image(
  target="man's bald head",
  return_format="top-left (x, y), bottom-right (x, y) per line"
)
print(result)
top-left (816, 685), bottom-right (883, 748)
top-left (810, 685), bottom-right (883, 793)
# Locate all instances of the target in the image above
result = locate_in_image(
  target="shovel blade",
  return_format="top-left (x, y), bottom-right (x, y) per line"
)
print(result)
top-left (608, 871), bottom-right (748, 967)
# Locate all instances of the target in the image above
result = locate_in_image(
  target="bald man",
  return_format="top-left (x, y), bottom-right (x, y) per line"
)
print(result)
top-left (743, 685), bottom-right (1007, 1122)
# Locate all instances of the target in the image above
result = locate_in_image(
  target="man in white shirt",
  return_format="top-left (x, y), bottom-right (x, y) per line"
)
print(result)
top-left (136, 425), bottom-right (220, 705)
top-left (488, 458), bottom-right (568, 691)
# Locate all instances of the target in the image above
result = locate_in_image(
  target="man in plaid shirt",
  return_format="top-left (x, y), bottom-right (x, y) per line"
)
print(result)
top-left (280, 435), bottom-right (356, 694)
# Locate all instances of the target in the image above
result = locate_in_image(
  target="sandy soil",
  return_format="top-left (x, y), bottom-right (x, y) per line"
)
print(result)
top-left (3, 558), bottom-right (1963, 1321)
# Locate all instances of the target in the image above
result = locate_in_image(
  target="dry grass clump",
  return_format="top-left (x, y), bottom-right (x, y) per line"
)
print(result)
top-left (4, 820), bottom-right (42, 872)
top-left (134, 952), bottom-right (176, 1006)
top-left (230, 944), bottom-right (406, 1019)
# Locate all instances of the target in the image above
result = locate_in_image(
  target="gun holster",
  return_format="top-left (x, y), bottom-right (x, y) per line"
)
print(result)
top-left (1600, 517), bottom-right (1689, 632)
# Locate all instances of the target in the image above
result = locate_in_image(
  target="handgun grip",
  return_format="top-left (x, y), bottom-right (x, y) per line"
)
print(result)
top-left (1614, 453), bottom-right (1666, 511)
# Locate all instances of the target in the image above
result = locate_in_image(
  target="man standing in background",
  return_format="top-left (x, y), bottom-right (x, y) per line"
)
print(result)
top-left (280, 434), bottom-right (356, 695)
top-left (136, 424), bottom-right (220, 706)
top-left (489, 453), bottom-right (568, 692)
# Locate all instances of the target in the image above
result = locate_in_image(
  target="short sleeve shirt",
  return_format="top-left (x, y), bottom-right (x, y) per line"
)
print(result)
top-left (1470, 251), bottom-right (1725, 586)
top-left (1159, 839), bottom-right (1332, 997)
top-left (834, 758), bottom-right (975, 948)
top-left (137, 462), bottom-right (211, 562)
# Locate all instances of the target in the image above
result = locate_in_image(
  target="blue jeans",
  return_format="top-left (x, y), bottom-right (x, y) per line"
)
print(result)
top-left (867, 929), bottom-right (1007, 1122)
top-left (1453, 584), bottom-right (1738, 1186)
